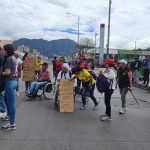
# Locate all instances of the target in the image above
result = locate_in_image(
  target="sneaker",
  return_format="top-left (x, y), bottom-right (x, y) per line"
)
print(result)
top-left (119, 108), bottom-right (124, 114)
top-left (80, 105), bottom-right (86, 110)
top-left (101, 115), bottom-right (112, 121)
top-left (1, 116), bottom-right (10, 121)
top-left (124, 107), bottom-right (127, 112)
top-left (93, 104), bottom-right (99, 110)
top-left (1, 123), bottom-right (16, 130)
top-left (16, 91), bottom-right (19, 96)
top-left (0, 112), bottom-right (7, 118)
top-left (93, 101), bottom-right (100, 110)
top-left (26, 94), bottom-right (36, 98)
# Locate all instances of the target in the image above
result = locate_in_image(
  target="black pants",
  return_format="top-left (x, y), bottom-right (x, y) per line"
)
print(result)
top-left (104, 89), bottom-right (114, 118)
top-left (77, 78), bottom-right (82, 87)
top-left (143, 69), bottom-right (149, 86)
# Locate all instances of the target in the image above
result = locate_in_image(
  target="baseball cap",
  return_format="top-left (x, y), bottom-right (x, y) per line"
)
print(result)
top-left (119, 59), bottom-right (128, 65)
top-left (104, 59), bottom-right (115, 65)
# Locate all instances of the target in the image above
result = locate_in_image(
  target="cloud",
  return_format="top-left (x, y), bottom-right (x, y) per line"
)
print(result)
top-left (43, 27), bottom-right (85, 35)
top-left (0, 0), bottom-right (150, 49)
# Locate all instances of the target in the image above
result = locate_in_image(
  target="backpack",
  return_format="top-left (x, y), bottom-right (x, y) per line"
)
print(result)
top-left (96, 75), bottom-right (113, 93)
top-left (88, 70), bottom-right (97, 80)
top-left (61, 71), bottom-right (72, 79)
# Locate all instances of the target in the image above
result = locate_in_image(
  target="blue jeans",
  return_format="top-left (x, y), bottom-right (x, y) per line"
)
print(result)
top-left (25, 81), bottom-right (31, 92)
top-left (82, 83), bottom-right (98, 106)
top-left (0, 91), bottom-right (7, 113)
top-left (5, 79), bottom-right (17, 125)
top-left (120, 88), bottom-right (128, 108)
top-left (30, 81), bottom-right (48, 95)
top-left (16, 79), bottom-right (19, 91)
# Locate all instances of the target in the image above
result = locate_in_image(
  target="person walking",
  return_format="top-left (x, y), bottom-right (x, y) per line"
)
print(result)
top-left (0, 47), bottom-right (7, 119)
top-left (131, 58), bottom-right (142, 83)
top-left (52, 56), bottom-right (57, 81)
top-left (100, 59), bottom-right (117, 121)
top-left (116, 59), bottom-right (132, 114)
top-left (22, 52), bottom-right (31, 93)
top-left (14, 51), bottom-right (22, 96)
top-left (1, 44), bottom-right (18, 130)
top-left (142, 56), bottom-right (150, 87)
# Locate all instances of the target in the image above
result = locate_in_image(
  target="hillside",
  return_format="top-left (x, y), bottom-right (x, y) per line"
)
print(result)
top-left (13, 38), bottom-right (78, 57)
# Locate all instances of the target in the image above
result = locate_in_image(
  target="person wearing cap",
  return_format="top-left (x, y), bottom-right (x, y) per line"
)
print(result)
top-left (14, 51), bottom-right (23, 96)
top-left (1, 44), bottom-right (18, 130)
top-left (27, 62), bottom-right (51, 98)
top-left (72, 66), bottom-right (99, 110)
top-left (116, 59), bottom-right (132, 114)
top-left (100, 59), bottom-right (117, 121)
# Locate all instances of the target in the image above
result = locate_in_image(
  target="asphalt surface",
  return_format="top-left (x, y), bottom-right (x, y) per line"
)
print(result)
top-left (0, 67), bottom-right (150, 150)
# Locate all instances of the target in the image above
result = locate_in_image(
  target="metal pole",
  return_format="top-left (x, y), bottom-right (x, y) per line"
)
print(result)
top-left (94, 33), bottom-right (97, 66)
top-left (106, 0), bottom-right (112, 58)
top-left (78, 16), bottom-right (80, 44)
top-left (67, 13), bottom-right (80, 45)
top-left (135, 41), bottom-right (137, 56)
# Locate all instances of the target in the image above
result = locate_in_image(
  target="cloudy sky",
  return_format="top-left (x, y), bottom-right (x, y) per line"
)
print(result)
top-left (0, 0), bottom-right (150, 49)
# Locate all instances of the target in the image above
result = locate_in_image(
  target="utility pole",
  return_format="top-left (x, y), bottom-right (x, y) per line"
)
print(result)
top-left (106, 0), bottom-right (112, 58)
top-left (67, 12), bottom-right (80, 45)
top-left (78, 16), bottom-right (80, 45)
top-left (94, 33), bottom-right (98, 66)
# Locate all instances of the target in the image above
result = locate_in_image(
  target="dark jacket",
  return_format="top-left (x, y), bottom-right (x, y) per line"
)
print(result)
top-left (0, 54), bottom-right (4, 92)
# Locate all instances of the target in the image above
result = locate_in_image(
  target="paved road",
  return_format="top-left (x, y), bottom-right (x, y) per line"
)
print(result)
top-left (0, 69), bottom-right (150, 150)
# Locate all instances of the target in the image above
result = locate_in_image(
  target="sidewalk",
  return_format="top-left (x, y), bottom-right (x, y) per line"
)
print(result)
top-left (133, 80), bottom-right (150, 92)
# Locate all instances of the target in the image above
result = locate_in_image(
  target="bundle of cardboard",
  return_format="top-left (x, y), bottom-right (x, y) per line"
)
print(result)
top-left (22, 56), bottom-right (36, 81)
top-left (59, 79), bottom-right (74, 112)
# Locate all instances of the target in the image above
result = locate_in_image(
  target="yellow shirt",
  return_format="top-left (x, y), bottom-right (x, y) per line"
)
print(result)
top-left (77, 69), bottom-right (95, 85)
top-left (35, 60), bottom-right (43, 71)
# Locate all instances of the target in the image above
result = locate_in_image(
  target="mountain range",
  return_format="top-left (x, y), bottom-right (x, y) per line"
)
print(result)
top-left (13, 38), bottom-right (78, 57)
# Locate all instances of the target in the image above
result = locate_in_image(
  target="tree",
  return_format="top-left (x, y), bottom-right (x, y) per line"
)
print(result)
top-left (79, 38), bottom-right (94, 48)
top-left (147, 47), bottom-right (150, 51)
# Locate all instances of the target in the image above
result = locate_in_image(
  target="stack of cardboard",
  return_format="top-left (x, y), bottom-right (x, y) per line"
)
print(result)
top-left (59, 79), bottom-right (74, 112)
top-left (22, 56), bottom-right (36, 81)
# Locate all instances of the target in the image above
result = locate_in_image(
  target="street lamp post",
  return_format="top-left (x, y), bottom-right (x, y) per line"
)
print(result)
top-left (67, 12), bottom-right (80, 45)
top-left (106, 0), bottom-right (112, 58)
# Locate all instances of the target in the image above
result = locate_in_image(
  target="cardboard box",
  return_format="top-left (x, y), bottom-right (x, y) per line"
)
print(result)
top-left (22, 56), bottom-right (36, 81)
top-left (59, 79), bottom-right (74, 112)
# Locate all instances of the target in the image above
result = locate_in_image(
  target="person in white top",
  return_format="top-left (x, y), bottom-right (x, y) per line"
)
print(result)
top-left (57, 63), bottom-right (72, 82)
top-left (14, 51), bottom-right (23, 96)
top-left (100, 59), bottom-right (117, 121)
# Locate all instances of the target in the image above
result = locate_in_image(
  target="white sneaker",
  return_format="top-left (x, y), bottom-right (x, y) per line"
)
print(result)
top-left (80, 105), bottom-right (86, 110)
top-left (101, 115), bottom-right (112, 121)
top-left (1, 123), bottom-right (16, 130)
top-left (124, 107), bottom-right (127, 112)
top-left (119, 108), bottom-right (124, 114)
top-left (16, 91), bottom-right (19, 96)
top-left (0, 112), bottom-right (7, 118)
